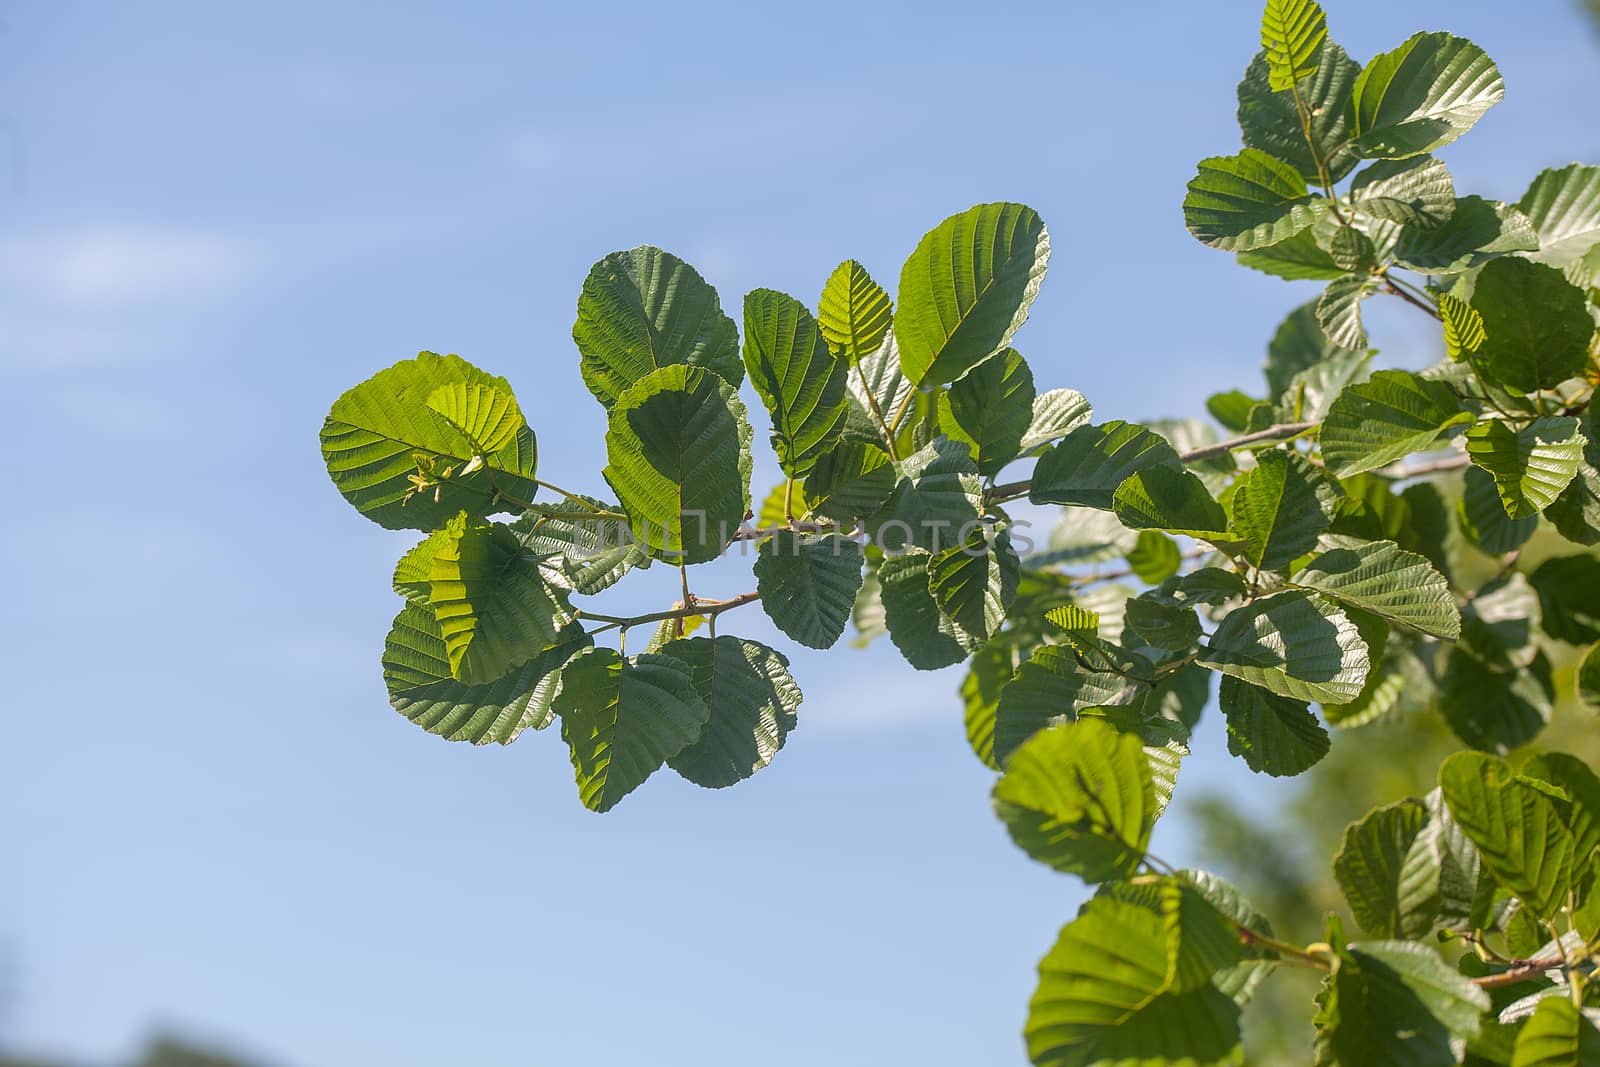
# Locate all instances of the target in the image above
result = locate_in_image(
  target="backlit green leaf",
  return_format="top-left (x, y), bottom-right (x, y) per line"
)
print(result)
top-left (817, 259), bottom-right (893, 364)
top-left (993, 645), bottom-right (1135, 766)
top-left (321, 352), bottom-right (541, 531)
top-left (1260, 0), bottom-right (1328, 90)
top-left (1510, 996), bottom-right (1600, 1067)
top-left (1439, 751), bottom-right (1575, 920)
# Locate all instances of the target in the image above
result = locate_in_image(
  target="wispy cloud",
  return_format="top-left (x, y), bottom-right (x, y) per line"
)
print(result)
top-left (0, 227), bottom-right (255, 369)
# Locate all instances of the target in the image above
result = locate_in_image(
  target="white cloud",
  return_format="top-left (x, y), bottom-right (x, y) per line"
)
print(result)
top-left (0, 227), bottom-right (254, 369)
top-left (4, 227), bottom-right (250, 307)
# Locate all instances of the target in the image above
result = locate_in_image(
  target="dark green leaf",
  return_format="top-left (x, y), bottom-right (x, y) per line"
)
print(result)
top-left (1460, 466), bottom-right (1538, 554)
top-left (1313, 935), bottom-right (1490, 1066)
top-left (1232, 450), bottom-right (1330, 569)
top-left (1219, 675), bottom-right (1330, 776)
top-left (741, 288), bottom-right (850, 477)
top-left (866, 437), bottom-right (983, 553)
top-left (1471, 258), bottom-right (1594, 393)
top-left (1529, 555), bottom-right (1600, 645)
top-left (939, 348), bottom-right (1036, 476)
top-left (1113, 466), bottom-right (1232, 537)
top-left (877, 548), bottom-right (969, 670)
top-left (1393, 196), bottom-right (1539, 275)
top-left (1510, 996), bottom-right (1600, 1067)
top-left (572, 245), bottom-right (742, 408)
top-left (602, 364), bottom-right (752, 564)
top-left (1334, 798), bottom-right (1431, 937)
top-left (1238, 42), bottom-right (1361, 185)
top-left (753, 532), bottom-right (865, 650)
top-left (660, 636), bottom-right (800, 789)
top-left (929, 527), bottom-right (1020, 647)
top-left (895, 202), bottom-right (1050, 387)
top-left (1031, 421), bottom-right (1181, 509)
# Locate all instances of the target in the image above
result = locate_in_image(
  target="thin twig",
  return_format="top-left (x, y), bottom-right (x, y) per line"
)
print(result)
top-left (577, 591), bottom-right (761, 635)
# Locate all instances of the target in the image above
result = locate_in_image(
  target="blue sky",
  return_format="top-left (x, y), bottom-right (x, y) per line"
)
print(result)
top-left (4, 2), bottom-right (1597, 1064)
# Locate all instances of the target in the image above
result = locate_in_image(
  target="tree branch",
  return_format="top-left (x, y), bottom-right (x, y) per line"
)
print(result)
top-left (577, 592), bottom-right (761, 634)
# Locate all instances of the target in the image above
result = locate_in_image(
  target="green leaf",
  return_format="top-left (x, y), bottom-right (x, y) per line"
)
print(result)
top-left (928, 528), bottom-right (1019, 647)
top-left (1113, 466), bottom-right (1232, 539)
top-left (1046, 605), bottom-right (1102, 640)
top-left (1439, 751), bottom-right (1575, 920)
top-left (1471, 258), bottom-right (1595, 393)
top-left (572, 245), bottom-right (742, 409)
top-left (1184, 149), bottom-right (1323, 251)
top-left (1199, 590), bottom-right (1372, 704)
top-left (741, 288), bottom-right (850, 477)
top-left (993, 646), bottom-right (1135, 765)
top-left (1460, 573), bottom-right (1542, 672)
top-left (1351, 155), bottom-right (1455, 227)
top-left (1236, 227), bottom-right (1347, 280)
top-left (1027, 891), bottom-right (1244, 1067)
top-left (1295, 537), bottom-right (1460, 638)
top-left (555, 648), bottom-right (710, 813)
top-left (1266, 301), bottom-right (1369, 397)
top-left (877, 548), bottom-right (969, 670)
top-left (1581, 644), bottom-right (1600, 713)
top-left (1181, 870), bottom-right (1280, 1005)
top-left (1207, 392), bottom-right (1261, 434)
top-left (658, 636), bottom-right (800, 789)
top-left (803, 439), bottom-right (897, 522)
top-left (1320, 370), bottom-right (1471, 477)
top-left (817, 259), bottom-right (893, 364)
top-left (1546, 412), bottom-right (1600, 546)
top-left (842, 329), bottom-right (915, 450)
top-left (1232, 450), bottom-right (1330, 569)
top-left (938, 348), bottom-right (1036, 476)
top-left (752, 532), bottom-right (864, 650)
top-left (895, 202), bottom-right (1050, 387)
top-left (1313, 936), bottom-right (1490, 1066)
top-left (1317, 273), bottom-right (1380, 349)
top-left (1440, 293), bottom-right (1486, 361)
top-left (1529, 555), bottom-right (1600, 645)
top-left (994, 718), bottom-right (1153, 882)
top-left (1260, 0), bottom-right (1327, 90)
top-left (1334, 798), bottom-right (1431, 937)
top-left (1127, 530), bottom-right (1182, 584)
top-left (1238, 42), bottom-right (1362, 185)
top-left (1030, 421), bottom-right (1181, 509)
top-left (424, 380), bottom-right (524, 455)
top-left (1517, 163), bottom-right (1600, 268)
top-left (1219, 675), bottom-right (1330, 776)
top-left (1398, 787), bottom-right (1486, 935)
top-left (1350, 32), bottom-right (1504, 158)
top-left (382, 604), bottom-right (588, 743)
top-left (320, 352), bottom-right (541, 531)
top-left (1329, 227), bottom-right (1377, 272)
top-left (1443, 647), bottom-right (1552, 755)
top-left (1520, 753), bottom-right (1600, 866)
top-left (1125, 597), bottom-right (1203, 653)
top-left (851, 561), bottom-right (887, 647)
top-left (602, 364), bottom-right (752, 564)
top-left (866, 437), bottom-right (983, 553)
top-left (509, 497), bottom-right (651, 597)
top-left (1466, 417), bottom-right (1587, 519)
top-left (1393, 196), bottom-right (1539, 274)
top-left (1510, 997), bottom-right (1600, 1067)
top-left (962, 640), bottom-right (1021, 770)
top-left (1020, 389), bottom-right (1094, 452)
top-left (1460, 466), bottom-right (1538, 554)
top-left (427, 513), bottom-right (576, 684)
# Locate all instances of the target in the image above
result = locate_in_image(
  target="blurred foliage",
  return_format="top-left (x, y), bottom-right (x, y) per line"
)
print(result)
top-left (0, 1036), bottom-right (274, 1067)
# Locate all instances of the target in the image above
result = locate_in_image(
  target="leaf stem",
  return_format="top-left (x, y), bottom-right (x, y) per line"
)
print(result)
top-left (853, 360), bottom-right (901, 461)
top-left (578, 591), bottom-right (761, 636)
